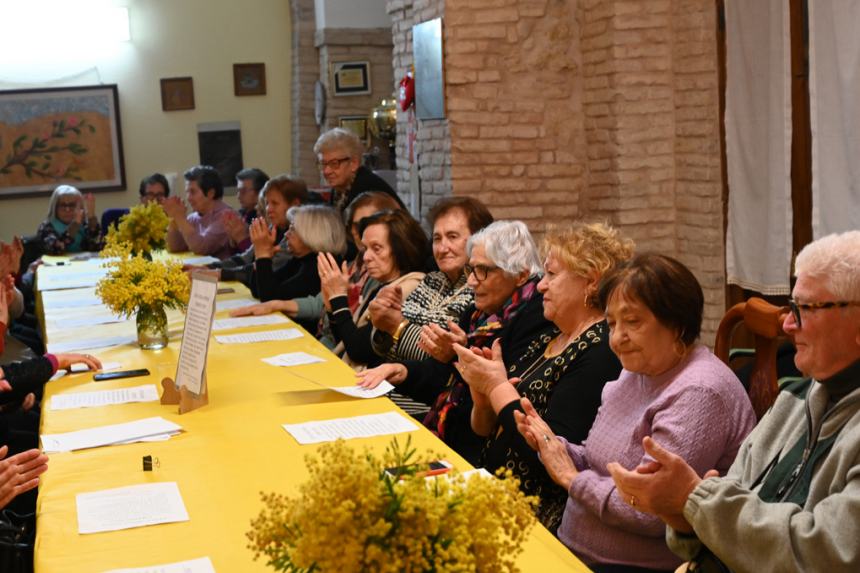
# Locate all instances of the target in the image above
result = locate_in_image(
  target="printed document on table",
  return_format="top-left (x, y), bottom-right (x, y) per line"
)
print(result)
top-left (211, 314), bottom-right (289, 331)
top-left (41, 416), bottom-right (182, 453)
top-left (47, 334), bottom-right (137, 354)
top-left (41, 287), bottom-right (101, 309)
top-left (103, 557), bottom-right (215, 573)
top-left (215, 328), bottom-right (303, 344)
top-left (76, 482), bottom-right (189, 534)
top-left (50, 385), bottom-right (160, 411)
top-left (181, 255), bottom-right (220, 266)
top-left (329, 381), bottom-right (395, 399)
top-left (261, 352), bottom-right (325, 367)
top-left (214, 297), bottom-right (258, 311)
top-left (283, 411), bottom-right (418, 444)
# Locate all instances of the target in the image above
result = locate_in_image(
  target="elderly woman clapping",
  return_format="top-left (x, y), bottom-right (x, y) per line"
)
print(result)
top-left (514, 254), bottom-right (757, 572)
top-left (358, 221), bottom-right (553, 464)
top-left (452, 222), bottom-right (632, 531)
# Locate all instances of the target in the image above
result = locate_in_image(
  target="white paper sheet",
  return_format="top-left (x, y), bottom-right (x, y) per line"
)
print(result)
top-left (61, 313), bottom-right (126, 328)
top-left (214, 298), bottom-right (258, 311)
top-left (70, 361), bottom-right (122, 373)
top-left (41, 416), bottom-right (182, 453)
top-left (38, 268), bottom-right (109, 291)
top-left (329, 381), bottom-right (395, 399)
top-left (215, 328), bottom-right (303, 344)
top-left (181, 255), bottom-right (220, 266)
top-left (282, 411), bottom-right (418, 444)
top-left (261, 352), bottom-right (325, 367)
top-left (47, 334), bottom-right (137, 354)
top-left (51, 385), bottom-right (160, 411)
top-left (76, 482), bottom-right (189, 534)
top-left (175, 276), bottom-right (217, 395)
top-left (103, 557), bottom-right (216, 573)
top-left (41, 287), bottom-right (101, 309)
top-left (211, 314), bottom-right (289, 331)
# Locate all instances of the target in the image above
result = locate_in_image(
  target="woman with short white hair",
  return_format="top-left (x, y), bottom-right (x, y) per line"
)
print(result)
top-left (358, 220), bottom-right (554, 464)
top-left (251, 204), bottom-right (346, 332)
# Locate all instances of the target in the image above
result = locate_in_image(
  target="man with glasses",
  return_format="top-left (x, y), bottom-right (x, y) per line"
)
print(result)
top-left (313, 128), bottom-right (403, 212)
top-left (606, 230), bottom-right (860, 572)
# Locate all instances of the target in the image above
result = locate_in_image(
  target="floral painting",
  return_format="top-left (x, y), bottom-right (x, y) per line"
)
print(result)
top-left (0, 84), bottom-right (126, 198)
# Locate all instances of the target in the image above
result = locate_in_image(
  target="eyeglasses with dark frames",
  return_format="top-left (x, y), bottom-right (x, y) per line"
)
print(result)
top-left (787, 299), bottom-right (860, 329)
top-left (464, 263), bottom-right (500, 282)
top-left (317, 156), bottom-right (351, 171)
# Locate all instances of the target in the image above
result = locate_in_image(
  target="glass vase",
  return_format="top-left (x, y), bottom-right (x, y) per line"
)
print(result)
top-left (136, 305), bottom-right (168, 350)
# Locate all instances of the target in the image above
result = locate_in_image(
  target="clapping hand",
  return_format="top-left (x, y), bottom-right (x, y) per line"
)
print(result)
top-left (222, 210), bottom-right (250, 245)
top-left (452, 338), bottom-right (509, 396)
top-left (418, 320), bottom-right (467, 363)
top-left (161, 196), bottom-right (187, 221)
top-left (513, 397), bottom-right (578, 489)
top-left (368, 285), bottom-right (403, 333)
top-left (318, 252), bottom-right (350, 311)
top-left (249, 217), bottom-right (278, 259)
top-left (83, 192), bottom-right (96, 220)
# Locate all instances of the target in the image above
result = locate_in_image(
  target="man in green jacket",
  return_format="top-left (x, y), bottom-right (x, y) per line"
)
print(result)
top-left (607, 230), bottom-right (860, 572)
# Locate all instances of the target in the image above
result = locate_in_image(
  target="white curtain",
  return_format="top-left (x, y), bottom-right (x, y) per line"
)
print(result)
top-left (809, 1), bottom-right (860, 238)
top-left (724, 0), bottom-right (793, 295)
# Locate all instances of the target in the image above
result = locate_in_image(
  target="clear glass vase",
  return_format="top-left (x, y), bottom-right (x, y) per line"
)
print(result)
top-left (136, 305), bottom-right (168, 350)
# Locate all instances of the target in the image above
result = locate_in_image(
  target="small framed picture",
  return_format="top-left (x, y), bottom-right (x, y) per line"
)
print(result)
top-left (338, 115), bottom-right (368, 140)
top-left (332, 61), bottom-right (371, 96)
top-left (233, 63), bottom-right (267, 96)
top-left (160, 77), bottom-right (195, 111)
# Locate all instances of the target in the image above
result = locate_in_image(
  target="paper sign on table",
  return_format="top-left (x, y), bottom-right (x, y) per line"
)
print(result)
top-left (282, 411), bottom-right (418, 444)
top-left (261, 352), bottom-right (325, 367)
top-left (41, 416), bottom-right (182, 453)
top-left (50, 385), bottom-right (160, 411)
top-left (76, 482), bottom-right (189, 534)
top-left (329, 381), bottom-right (395, 399)
top-left (175, 274), bottom-right (217, 396)
top-left (214, 298), bottom-right (258, 312)
top-left (103, 557), bottom-right (216, 573)
top-left (211, 314), bottom-right (289, 331)
top-left (215, 328), bottom-right (303, 344)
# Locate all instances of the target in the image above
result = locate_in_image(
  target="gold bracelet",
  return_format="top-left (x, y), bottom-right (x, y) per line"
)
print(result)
top-left (392, 320), bottom-right (409, 344)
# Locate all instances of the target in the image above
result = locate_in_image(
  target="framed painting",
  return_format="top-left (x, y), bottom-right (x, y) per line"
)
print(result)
top-left (233, 63), bottom-right (267, 96)
top-left (338, 115), bottom-right (368, 140)
top-left (332, 61), bottom-right (371, 96)
top-left (0, 84), bottom-right (126, 198)
top-left (161, 77), bottom-right (195, 111)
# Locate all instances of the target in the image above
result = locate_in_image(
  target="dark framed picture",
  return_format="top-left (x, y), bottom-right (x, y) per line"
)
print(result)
top-left (332, 61), bottom-right (371, 96)
top-left (338, 116), bottom-right (368, 140)
top-left (233, 63), bottom-right (267, 96)
top-left (0, 84), bottom-right (127, 197)
top-left (160, 77), bottom-right (195, 111)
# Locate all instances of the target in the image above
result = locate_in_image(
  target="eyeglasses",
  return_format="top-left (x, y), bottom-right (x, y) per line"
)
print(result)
top-left (57, 202), bottom-right (78, 211)
top-left (787, 299), bottom-right (860, 329)
top-left (464, 263), bottom-right (500, 282)
top-left (317, 156), bottom-right (351, 171)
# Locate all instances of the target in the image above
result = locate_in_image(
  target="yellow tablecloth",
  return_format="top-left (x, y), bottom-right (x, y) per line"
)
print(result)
top-left (34, 264), bottom-right (589, 572)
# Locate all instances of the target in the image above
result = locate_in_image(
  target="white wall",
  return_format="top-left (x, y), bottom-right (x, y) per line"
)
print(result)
top-left (0, 0), bottom-right (292, 238)
top-left (314, 0), bottom-right (390, 30)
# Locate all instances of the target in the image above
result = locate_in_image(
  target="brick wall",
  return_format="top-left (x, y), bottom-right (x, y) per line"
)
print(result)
top-left (388, 0), bottom-right (725, 343)
top-left (290, 0), bottom-right (319, 181)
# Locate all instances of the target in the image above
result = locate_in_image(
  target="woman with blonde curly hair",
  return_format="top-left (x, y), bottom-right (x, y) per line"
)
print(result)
top-left (453, 221), bottom-right (634, 531)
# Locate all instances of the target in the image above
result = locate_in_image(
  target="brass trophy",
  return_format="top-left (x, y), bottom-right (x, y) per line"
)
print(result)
top-left (368, 98), bottom-right (397, 169)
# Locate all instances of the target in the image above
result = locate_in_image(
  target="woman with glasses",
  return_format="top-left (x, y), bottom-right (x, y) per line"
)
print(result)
top-left (36, 185), bottom-right (103, 254)
top-left (357, 220), bottom-right (554, 464)
top-left (513, 254), bottom-right (756, 572)
top-left (450, 222), bottom-right (633, 532)
top-left (313, 128), bottom-right (404, 211)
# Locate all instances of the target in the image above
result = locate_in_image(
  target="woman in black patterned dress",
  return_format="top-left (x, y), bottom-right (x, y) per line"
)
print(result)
top-left (453, 222), bottom-right (634, 531)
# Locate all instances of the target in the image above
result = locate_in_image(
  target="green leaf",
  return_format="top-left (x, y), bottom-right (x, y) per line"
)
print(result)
top-left (13, 134), bottom-right (27, 149)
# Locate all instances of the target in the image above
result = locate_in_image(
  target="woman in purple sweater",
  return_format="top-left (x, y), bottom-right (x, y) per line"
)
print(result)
top-left (515, 254), bottom-right (757, 573)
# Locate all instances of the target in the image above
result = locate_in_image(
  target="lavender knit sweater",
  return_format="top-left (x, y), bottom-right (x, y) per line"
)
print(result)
top-left (557, 345), bottom-right (756, 570)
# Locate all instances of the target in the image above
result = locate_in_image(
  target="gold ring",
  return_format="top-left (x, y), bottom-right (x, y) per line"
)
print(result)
top-left (630, 495), bottom-right (637, 507)
top-left (543, 434), bottom-right (551, 445)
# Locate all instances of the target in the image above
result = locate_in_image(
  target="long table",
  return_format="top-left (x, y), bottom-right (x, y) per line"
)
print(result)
top-left (33, 260), bottom-right (589, 572)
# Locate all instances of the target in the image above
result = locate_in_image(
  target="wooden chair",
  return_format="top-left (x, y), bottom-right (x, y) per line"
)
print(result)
top-left (714, 297), bottom-right (790, 420)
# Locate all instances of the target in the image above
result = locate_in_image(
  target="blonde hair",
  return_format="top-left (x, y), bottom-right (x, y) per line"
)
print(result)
top-left (542, 222), bottom-right (635, 280)
top-left (47, 185), bottom-right (82, 219)
top-left (287, 205), bottom-right (347, 256)
top-left (795, 230), bottom-right (860, 300)
top-left (313, 127), bottom-right (364, 159)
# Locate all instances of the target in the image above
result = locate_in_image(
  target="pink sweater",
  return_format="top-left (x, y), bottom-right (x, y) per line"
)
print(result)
top-left (557, 345), bottom-right (756, 570)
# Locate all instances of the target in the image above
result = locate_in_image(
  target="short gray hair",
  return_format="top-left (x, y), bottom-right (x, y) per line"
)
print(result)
top-left (47, 185), bottom-right (82, 219)
top-left (287, 205), bottom-right (347, 256)
top-left (795, 230), bottom-right (860, 300)
top-left (467, 220), bottom-right (542, 277)
top-left (313, 127), bottom-right (364, 159)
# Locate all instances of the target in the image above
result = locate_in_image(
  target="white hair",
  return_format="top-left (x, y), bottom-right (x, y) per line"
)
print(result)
top-left (313, 127), bottom-right (364, 159)
top-left (795, 230), bottom-right (860, 300)
top-left (287, 204), bottom-right (347, 255)
top-left (47, 185), bottom-right (82, 219)
top-left (467, 220), bottom-right (542, 277)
